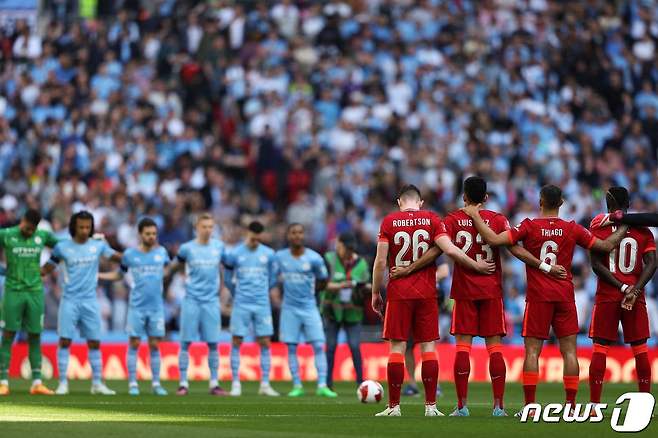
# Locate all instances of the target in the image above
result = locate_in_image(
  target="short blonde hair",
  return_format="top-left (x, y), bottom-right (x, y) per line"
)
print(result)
top-left (196, 212), bottom-right (214, 225)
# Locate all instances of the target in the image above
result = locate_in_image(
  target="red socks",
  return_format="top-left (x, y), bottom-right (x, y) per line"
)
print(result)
top-left (589, 343), bottom-right (608, 403)
top-left (454, 343), bottom-right (471, 409)
top-left (564, 375), bottom-right (579, 405)
top-left (487, 343), bottom-right (506, 409)
top-left (523, 371), bottom-right (538, 404)
top-left (387, 352), bottom-right (405, 408)
top-left (590, 343), bottom-right (651, 403)
top-left (421, 351), bottom-right (439, 405)
top-left (632, 344), bottom-right (651, 393)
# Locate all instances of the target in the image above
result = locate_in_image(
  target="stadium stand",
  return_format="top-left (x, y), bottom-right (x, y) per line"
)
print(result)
top-left (1, 0), bottom-right (658, 344)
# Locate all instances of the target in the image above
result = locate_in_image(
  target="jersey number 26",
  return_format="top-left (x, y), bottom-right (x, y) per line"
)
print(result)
top-left (394, 230), bottom-right (430, 266)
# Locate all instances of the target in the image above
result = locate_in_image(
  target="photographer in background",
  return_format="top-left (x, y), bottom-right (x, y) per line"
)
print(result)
top-left (321, 232), bottom-right (371, 390)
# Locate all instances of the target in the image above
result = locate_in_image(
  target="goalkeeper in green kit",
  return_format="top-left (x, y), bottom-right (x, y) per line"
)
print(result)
top-left (0, 209), bottom-right (59, 395)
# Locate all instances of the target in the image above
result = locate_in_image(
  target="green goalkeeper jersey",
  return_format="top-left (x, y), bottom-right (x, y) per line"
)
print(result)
top-left (0, 226), bottom-right (58, 293)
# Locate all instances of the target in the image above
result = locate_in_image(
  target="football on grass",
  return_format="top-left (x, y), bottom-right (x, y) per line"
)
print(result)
top-left (357, 380), bottom-right (384, 403)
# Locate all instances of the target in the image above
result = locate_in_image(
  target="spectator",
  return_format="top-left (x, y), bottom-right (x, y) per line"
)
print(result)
top-left (0, 1), bottom-right (657, 341)
top-left (321, 232), bottom-right (370, 389)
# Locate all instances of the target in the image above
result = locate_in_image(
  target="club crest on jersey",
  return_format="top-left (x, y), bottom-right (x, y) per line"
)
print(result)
top-left (154, 255), bottom-right (163, 262)
top-left (34, 236), bottom-right (42, 244)
top-left (259, 256), bottom-right (268, 264)
top-left (302, 262), bottom-right (311, 271)
top-left (212, 249), bottom-right (220, 256)
top-left (89, 246), bottom-right (98, 253)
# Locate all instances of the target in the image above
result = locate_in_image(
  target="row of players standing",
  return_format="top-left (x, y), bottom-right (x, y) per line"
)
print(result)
top-left (0, 210), bottom-right (339, 397)
top-left (372, 178), bottom-right (655, 417)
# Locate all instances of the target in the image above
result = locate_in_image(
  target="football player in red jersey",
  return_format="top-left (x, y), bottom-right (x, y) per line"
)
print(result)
top-left (372, 185), bottom-right (496, 417)
top-left (461, 185), bottom-right (629, 415)
top-left (588, 187), bottom-right (656, 408)
top-left (390, 177), bottom-right (567, 417)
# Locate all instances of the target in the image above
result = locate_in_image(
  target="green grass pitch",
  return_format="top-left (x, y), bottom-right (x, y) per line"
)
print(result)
top-left (0, 380), bottom-right (654, 437)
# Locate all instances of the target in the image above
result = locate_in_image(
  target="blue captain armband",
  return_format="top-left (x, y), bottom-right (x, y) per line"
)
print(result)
top-left (48, 256), bottom-right (61, 266)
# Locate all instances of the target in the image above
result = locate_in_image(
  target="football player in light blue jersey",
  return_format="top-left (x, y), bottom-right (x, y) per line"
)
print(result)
top-left (99, 218), bottom-right (169, 396)
top-left (275, 223), bottom-right (337, 398)
top-left (167, 213), bottom-right (226, 396)
top-left (42, 211), bottom-right (122, 395)
top-left (224, 221), bottom-right (279, 397)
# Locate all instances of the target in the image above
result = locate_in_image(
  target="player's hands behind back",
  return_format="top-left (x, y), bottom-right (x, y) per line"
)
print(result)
top-left (548, 264), bottom-right (568, 279)
top-left (621, 285), bottom-right (639, 311)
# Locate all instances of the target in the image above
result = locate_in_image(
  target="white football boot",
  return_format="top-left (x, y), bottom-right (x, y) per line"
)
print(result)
top-left (55, 382), bottom-right (69, 395)
top-left (375, 405), bottom-right (402, 416)
top-left (258, 383), bottom-right (280, 396)
top-left (425, 404), bottom-right (445, 416)
top-left (91, 382), bottom-right (116, 395)
top-left (230, 381), bottom-right (242, 396)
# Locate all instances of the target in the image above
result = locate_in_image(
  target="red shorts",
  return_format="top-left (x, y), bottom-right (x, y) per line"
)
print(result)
top-left (450, 298), bottom-right (506, 337)
top-left (589, 301), bottom-right (650, 344)
top-left (383, 298), bottom-right (439, 343)
top-left (522, 301), bottom-right (578, 339)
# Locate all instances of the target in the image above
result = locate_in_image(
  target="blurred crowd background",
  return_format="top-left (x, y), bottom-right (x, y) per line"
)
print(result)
top-left (1, 0), bottom-right (658, 345)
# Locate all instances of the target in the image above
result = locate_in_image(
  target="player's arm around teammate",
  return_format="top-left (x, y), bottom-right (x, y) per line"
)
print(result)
top-left (373, 185), bottom-right (469, 417)
top-left (99, 218), bottom-right (169, 395)
top-left (601, 210), bottom-right (658, 227)
top-left (462, 203), bottom-right (630, 255)
top-left (390, 239), bottom-right (567, 280)
top-left (42, 211), bottom-right (122, 395)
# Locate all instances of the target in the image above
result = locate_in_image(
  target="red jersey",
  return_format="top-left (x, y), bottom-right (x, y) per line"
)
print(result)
top-left (378, 209), bottom-right (447, 301)
top-left (444, 209), bottom-right (510, 300)
top-left (590, 214), bottom-right (656, 304)
top-left (507, 217), bottom-right (597, 302)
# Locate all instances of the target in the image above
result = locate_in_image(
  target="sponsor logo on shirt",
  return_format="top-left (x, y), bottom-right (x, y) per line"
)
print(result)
top-left (237, 266), bottom-right (267, 277)
top-left (67, 256), bottom-right (98, 266)
top-left (11, 247), bottom-right (41, 256)
top-left (188, 259), bottom-right (220, 268)
top-left (281, 272), bottom-right (312, 283)
top-left (131, 265), bottom-right (164, 276)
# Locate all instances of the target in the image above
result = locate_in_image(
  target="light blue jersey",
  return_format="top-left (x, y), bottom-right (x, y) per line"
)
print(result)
top-left (51, 238), bottom-right (116, 340)
top-left (275, 248), bottom-right (328, 308)
top-left (224, 243), bottom-right (277, 307)
top-left (177, 239), bottom-right (224, 301)
top-left (51, 238), bottom-right (116, 300)
top-left (121, 246), bottom-right (170, 311)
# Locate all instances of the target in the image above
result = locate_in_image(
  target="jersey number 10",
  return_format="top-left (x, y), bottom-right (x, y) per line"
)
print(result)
top-left (609, 237), bottom-right (638, 274)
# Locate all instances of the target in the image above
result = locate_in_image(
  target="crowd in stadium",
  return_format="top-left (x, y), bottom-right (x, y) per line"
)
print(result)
top-left (2, 0), bottom-right (658, 345)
